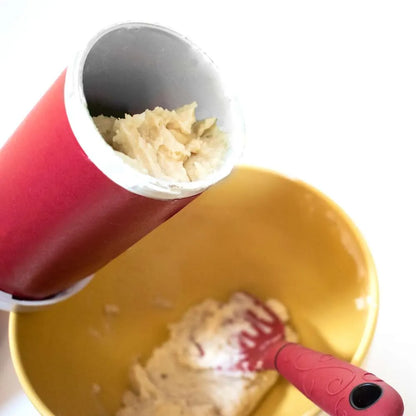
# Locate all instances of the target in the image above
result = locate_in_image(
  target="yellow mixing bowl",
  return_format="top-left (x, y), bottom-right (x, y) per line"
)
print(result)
top-left (9, 166), bottom-right (378, 416)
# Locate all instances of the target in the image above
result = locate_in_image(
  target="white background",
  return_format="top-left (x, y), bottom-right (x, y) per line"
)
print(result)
top-left (0, 0), bottom-right (415, 414)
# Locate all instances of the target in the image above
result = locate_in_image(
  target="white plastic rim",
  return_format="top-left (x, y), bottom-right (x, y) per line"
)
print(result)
top-left (65, 22), bottom-right (245, 200)
top-left (0, 275), bottom-right (93, 312)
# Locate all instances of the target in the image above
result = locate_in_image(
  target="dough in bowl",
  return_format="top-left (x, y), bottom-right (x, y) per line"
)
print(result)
top-left (116, 293), bottom-right (297, 416)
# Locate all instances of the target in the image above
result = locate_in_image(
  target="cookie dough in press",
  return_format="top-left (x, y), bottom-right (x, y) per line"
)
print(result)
top-left (93, 102), bottom-right (228, 182)
top-left (116, 293), bottom-right (297, 416)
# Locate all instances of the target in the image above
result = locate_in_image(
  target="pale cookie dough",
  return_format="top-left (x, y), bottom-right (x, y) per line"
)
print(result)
top-left (93, 102), bottom-right (228, 182)
top-left (116, 293), bottom-right (297, 416)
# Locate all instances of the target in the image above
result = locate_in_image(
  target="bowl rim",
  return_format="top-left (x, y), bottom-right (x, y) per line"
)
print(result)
top-left (8, 165), bottom-right (379, 416)
top-left (9, 312), bottom-right (55, 416)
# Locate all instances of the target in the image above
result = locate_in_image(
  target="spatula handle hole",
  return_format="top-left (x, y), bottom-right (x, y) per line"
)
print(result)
top-left (350, 383), bottom-right (383, 409)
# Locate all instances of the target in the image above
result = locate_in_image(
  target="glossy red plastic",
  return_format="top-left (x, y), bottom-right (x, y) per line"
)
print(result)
top-left (0, 72), bottom-right (196, 300)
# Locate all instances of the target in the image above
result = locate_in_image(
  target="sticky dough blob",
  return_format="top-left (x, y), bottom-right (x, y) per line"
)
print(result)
top-left (93, 102), bottom-right (228, 182)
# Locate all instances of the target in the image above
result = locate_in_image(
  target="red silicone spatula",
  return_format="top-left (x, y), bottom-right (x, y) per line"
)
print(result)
top-left (232, 293), bottom-right (404, 416)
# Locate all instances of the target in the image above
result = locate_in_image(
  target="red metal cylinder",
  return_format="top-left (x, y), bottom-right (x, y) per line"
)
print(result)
top-left (0, 71), bottom-right (196, 299)
top-left (0, 23), bottom-right (243, 302)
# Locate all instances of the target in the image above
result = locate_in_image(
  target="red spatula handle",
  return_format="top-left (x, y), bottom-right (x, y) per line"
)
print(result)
top-left (275, 343), bottom-right (404, 416)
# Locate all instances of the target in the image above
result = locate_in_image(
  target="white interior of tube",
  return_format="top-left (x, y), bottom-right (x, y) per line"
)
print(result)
top-left (65, 22), bottom-right (244, 200)
top-left (0, 275), bottom-right (93, 312)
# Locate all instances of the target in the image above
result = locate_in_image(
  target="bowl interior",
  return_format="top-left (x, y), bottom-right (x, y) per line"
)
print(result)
top-left (10, 166), bottom-right (378, 416)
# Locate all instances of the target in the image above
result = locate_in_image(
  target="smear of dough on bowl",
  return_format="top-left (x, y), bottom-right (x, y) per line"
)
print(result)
top-left (116, 292), bottom-right (297, 416)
